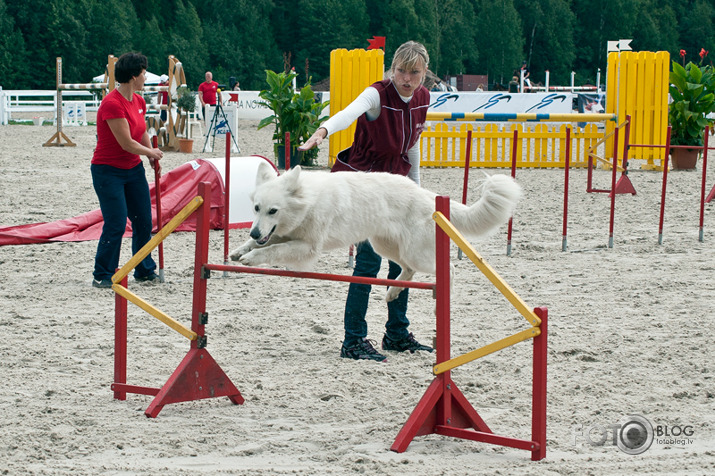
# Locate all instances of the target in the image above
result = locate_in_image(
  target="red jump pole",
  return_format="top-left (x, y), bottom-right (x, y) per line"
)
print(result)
top-left (285, 132), bottom-right (290, 170)
top-left (391, 196), bottom-right (491, 453)
top-left (223, 131), bottom-right (232, 276)
top-left (699, 126), bottom-right (709, 242)
top-left (562, 127), bottom-right (571, 251)
top-left (152, 135), bottom-right (165, 282)
top-left (658, 127), bottom-right (672, 244)
top-left (113, 273), bottom-right (128, 400)
top-left (608, 126), bottom-right (619, 248)
top-left (531, 306), bottom-right (548, 461)
top-left (507, 128), bottom-right (518, 256)
top-left (458, 130), bottom-right (473, 260)
top-left (144, 182), bottom-right (244, 418)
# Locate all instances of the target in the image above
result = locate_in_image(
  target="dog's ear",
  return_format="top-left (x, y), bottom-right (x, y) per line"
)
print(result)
top-left (281, 165), bottom-right (301, 192)
top-left (255, 161), bottom-right (278, 186)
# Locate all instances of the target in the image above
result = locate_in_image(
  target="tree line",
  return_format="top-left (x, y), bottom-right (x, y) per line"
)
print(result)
top-left (1, 0), bottom-right (713, 92)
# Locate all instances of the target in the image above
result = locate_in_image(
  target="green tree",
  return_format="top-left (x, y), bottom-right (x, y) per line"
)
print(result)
top-left (0, 0), bottom-right (29, 88)
top-left (572, 0), bottom-right (639, 84)
top-left (294, 0), bottom-right (369, 84)
top-left (193, 0), bottom-right (280, 90)
top-left (85, 0), bottom-right (139, 75)
top-left (137, 15), bottom-right (170, 77)
top-left (436, 0), bottom-right (478, 76)
top-left (633, 1), bottom-right (678, 56)
top-left (169, 0), bottom-right (207, 87)
top-left (516, 0), bottom-right (576, 85)
top-left (676, 0), bottom-right (715, 64)
top-left (475, 0), bottom-right (524, 86)
top-left (43, 0), bottom-right (91, 83)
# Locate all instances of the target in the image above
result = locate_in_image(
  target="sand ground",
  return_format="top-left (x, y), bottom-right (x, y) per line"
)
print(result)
top-left (0, 120), bottom-right (714, 475)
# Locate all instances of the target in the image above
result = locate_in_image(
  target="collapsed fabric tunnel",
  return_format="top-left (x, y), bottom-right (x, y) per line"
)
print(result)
top-left (0, 155), bottom-right (274, 246)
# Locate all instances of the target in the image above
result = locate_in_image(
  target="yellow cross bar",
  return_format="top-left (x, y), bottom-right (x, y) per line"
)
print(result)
top-left (433, 327), bottom-right (540, 375)
top-left (432, 212), bottom-right (541, 327)
top-left (589, 152), bottom-right (625, 172)
top-left (112, 284), bottom-right (197, 341)
top-left (425, 112), bottom-right (616, 123)
top-left (113, 196), bottom-right (204, 283)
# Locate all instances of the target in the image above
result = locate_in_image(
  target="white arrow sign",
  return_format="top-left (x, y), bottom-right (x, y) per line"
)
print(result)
top-left (607, 39), bottom-right (633, 52)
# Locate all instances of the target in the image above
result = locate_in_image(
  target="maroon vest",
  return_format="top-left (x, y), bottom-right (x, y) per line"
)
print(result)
top-left (331, 79), bottom-right (430, 176)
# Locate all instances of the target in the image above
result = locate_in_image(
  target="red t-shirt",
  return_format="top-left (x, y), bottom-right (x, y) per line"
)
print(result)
top-left (199, 80), bottom-right (219, 105)
top-left (92, 89), bottom-right (147, 169)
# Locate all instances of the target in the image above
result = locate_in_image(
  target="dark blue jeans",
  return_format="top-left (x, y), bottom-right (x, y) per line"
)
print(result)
top-left (91, 163), bottom-right (156, 281)
top-left (343, 241), bottom-right (410, 346)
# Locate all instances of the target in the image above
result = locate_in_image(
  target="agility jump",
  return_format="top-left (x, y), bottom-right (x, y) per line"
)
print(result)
top-left (111, 181), bottom-right (548, 460)
top-left (44, 55), bottom-right (187, 150)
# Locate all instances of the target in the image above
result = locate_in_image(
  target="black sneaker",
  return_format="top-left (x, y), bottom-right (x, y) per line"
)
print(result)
top-left (340, 338), bottom-right (387, 362)
top-left (382, 332), bottom-right (434, 353)
top-left (135, 272), bottom-right (159, 283)
top-left (92, 278), bottom-right (112, 289)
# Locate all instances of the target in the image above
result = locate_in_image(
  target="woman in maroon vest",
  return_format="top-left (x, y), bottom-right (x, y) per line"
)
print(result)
top-left (300, 41), bottom-right (433, 362)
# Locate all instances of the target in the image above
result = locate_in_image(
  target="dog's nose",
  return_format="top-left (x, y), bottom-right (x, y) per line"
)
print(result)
top-left (250, 227), bottom-right (261, 240)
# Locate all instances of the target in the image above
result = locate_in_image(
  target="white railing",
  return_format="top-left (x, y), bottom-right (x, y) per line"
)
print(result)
top-left (0, 89), bottom-right (102, 125)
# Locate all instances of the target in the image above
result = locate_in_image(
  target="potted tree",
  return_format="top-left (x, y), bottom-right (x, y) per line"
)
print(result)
top-left (668, 50), bottom-right (715, 169)
top-left (175, 85), bottom-right (197, 153)
top-left (257, 69), bottom-right (330, 168)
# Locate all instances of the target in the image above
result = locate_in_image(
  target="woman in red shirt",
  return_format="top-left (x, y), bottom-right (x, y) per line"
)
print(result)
top-left (91, 52), bottom-right (163, 288)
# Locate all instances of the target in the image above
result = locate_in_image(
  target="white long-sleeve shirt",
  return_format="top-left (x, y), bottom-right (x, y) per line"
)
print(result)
top-left (321, 86), bottom-right (421, 185)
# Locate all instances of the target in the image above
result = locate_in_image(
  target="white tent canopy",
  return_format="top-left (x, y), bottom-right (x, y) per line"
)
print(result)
top-left (92, 71), bottom-right (162, 85)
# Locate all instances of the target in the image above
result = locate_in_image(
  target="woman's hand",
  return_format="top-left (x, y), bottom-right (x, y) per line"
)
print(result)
top-left (148, 151), bottom-right (162, 174)
top-left (298, 127), bottom-right (327, 151)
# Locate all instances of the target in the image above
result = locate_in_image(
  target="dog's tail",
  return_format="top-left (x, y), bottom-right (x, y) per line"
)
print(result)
top-left (451, 174), bottom-right (522, 238)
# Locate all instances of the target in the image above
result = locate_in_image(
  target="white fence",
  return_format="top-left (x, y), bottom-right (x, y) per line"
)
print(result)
top-left (0, 88), bottom-right (101, 125)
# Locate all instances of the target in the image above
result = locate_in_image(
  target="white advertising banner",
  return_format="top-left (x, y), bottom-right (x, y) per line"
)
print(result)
top-left (204, 103), bottom-right (238, 135)
top-left (219, 90), bottom-right (331, 121)
top-left (220, 90), bottom-right (573, 121)
top-left (428, 91), bottom-right (574, 118)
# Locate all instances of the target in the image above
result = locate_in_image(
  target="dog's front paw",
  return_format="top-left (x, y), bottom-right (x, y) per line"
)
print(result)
top-left (238, 249), bottom-right (265, 267)
top-left (229, 243), bottom-right (253, 261)
top-left (385, 286), bottom-right (405, 302)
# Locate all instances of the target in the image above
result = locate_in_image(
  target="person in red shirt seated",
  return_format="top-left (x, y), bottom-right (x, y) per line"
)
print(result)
top-left (90, 52), bottom-right (163, 288)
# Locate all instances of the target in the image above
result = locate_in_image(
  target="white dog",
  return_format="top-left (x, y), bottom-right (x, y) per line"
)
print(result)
top-left (230, 161), bottom-right (521, 301)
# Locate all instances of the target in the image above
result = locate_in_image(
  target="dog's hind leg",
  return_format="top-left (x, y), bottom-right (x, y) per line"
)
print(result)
top-left (385, 267), bottom-right (415, 302)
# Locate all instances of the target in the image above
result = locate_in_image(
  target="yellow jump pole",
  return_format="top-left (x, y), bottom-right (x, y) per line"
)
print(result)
top-left (113, 196), bottom-right (204, 284)
top-left (432, 211), bottom-right (541, 327)
top-left (425, 112), bottom-right (617, 123)
top-left (112, 284), bottom-right (197, 341)
top-left (433, 327), bottom-right (540, 375)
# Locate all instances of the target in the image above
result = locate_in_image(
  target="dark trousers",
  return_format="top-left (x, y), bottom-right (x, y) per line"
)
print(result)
top-left (91, 163), bottom-right (156, 280)
top-left (343, 241), bottom-right (410, 345)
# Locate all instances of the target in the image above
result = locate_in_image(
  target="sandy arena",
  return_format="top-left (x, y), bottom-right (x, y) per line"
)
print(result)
top-left (1, 120), bottom-right (713, 475)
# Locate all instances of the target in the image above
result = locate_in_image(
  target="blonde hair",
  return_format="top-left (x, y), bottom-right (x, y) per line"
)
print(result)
top-left (389, 41), bottom-right (429, 77)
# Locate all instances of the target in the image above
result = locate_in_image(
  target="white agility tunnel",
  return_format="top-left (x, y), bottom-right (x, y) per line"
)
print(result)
top-left (200, 155), bottom-right (276, 228)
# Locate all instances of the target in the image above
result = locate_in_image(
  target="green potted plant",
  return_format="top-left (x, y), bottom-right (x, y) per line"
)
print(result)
top-left (174, 86), bottom-right (197, 152)
top-left (668, 49), bottom-right (715, 169)
top-left (257, 69), bottom-right (330, 168)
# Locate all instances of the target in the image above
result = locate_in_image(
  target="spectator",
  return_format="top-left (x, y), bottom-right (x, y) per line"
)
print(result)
top-left (157, 74), bottom-right (169, 122)
top-left (198, 71), bottom-right (220, 108)
top-left (520, 60), bottom-right (531, 90)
